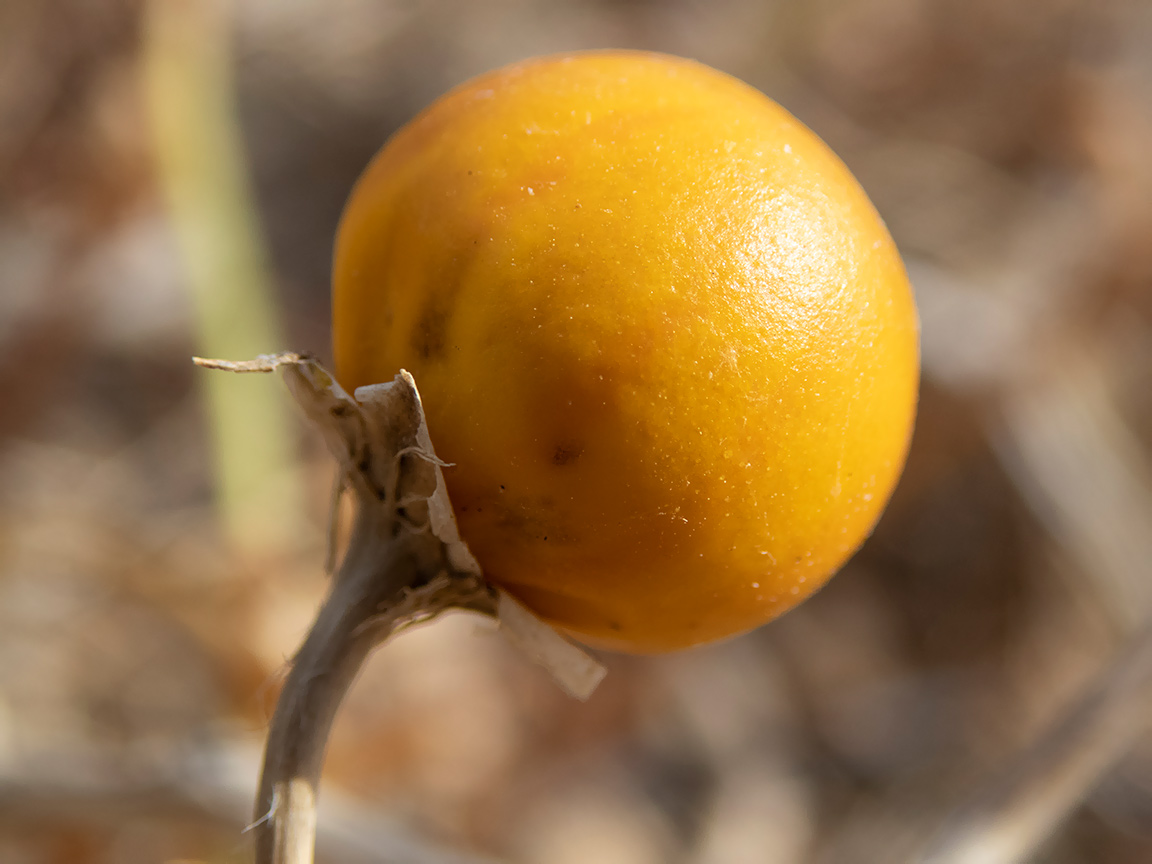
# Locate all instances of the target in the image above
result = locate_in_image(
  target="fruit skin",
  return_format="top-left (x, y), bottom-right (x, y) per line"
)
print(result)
top-left (333, 51), bottom-right (919, 653)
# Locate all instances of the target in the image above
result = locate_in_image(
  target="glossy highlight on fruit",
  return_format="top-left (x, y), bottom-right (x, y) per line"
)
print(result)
top-left (333, 52), bottom-right (919, 653)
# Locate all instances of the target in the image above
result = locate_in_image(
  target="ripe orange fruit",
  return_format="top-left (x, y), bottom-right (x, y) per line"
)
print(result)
top-left (333, 52), bottom-right (919, 653)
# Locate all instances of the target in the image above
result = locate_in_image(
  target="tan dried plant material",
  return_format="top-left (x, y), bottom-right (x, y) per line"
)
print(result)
top-left (193, 352), bottom-right (606, 699)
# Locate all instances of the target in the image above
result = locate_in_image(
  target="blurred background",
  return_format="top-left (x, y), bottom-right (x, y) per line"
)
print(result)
top-left (2, 0), bottom-right (1152, 862)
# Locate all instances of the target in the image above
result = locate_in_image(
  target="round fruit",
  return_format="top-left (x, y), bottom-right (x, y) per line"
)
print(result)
top-left (332, 51), bottom-right (919, 653)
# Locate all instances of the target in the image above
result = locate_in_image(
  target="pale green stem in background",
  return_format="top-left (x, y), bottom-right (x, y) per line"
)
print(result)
top-left (142, 0), bottom-right (304, 554)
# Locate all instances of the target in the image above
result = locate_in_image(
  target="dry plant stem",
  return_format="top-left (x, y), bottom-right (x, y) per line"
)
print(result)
top-left (253, 511), bottom-right (437, 864)
top-left (197, 354), bottom-right (603, 862)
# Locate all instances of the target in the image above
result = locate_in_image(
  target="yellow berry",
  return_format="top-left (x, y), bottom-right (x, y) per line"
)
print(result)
top-left (333, 52), bottom-right (919, 653)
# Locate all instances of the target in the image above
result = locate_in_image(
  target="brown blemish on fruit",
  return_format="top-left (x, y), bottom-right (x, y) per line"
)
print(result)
top-left (552, 443), bottom-right (584, 466)
top-left (413, 304), bottom-right (449, 359)
top-left (411, 247), bottom-right (477, 360)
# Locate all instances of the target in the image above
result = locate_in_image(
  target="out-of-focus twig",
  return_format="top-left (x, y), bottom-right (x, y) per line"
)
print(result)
top-left (143, 0), bottom-right (303, 555)
top-left (914, 620), bottom-right (1152, 864)
top-left (906, 299), bottom-right (1152, 863)
top-left (996, 349), bottom-right (1152, 625)
top-left (0, 741), bottom-right (500, 864)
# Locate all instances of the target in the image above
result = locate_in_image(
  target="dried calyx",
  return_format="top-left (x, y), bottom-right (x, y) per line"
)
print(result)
top-left (196, 351), bottom-right (605, 695)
